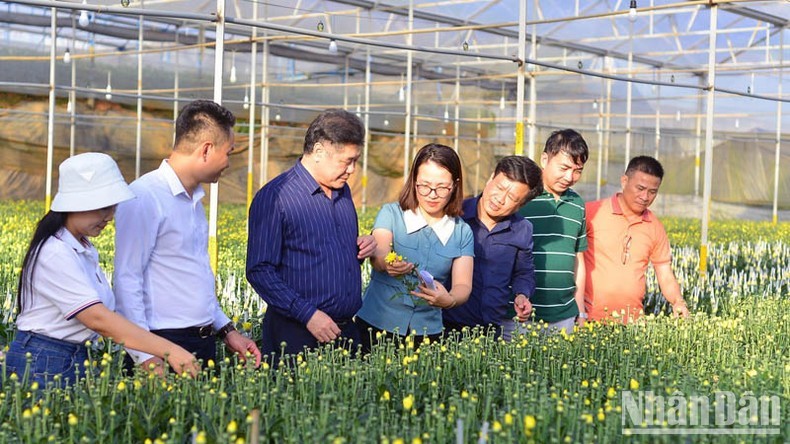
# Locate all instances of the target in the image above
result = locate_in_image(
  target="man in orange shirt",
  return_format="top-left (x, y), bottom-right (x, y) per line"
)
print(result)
top-left (583, 156), bottom-right (689, 323)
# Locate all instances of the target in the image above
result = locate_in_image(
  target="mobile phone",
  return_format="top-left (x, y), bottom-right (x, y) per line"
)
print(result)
top-left (417, 269), bottom-right (436, 290)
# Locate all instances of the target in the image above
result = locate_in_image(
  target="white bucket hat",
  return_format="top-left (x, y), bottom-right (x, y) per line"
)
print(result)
top-left (50, 153), bottom-right (135, 212)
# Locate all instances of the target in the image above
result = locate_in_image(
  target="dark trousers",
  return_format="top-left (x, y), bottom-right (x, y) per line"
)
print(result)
top-left (261, 309), bottom-right (360, 364)
top-left (123, 328), bottom-right (216, 374)
top-left (355, 317), bottom-right (441, 355)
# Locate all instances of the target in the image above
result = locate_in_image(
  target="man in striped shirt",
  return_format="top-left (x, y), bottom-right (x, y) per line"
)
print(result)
top-left (515, 129), bottom-right (589, 334)
top-left (246, 109), bottom-right (376, 361)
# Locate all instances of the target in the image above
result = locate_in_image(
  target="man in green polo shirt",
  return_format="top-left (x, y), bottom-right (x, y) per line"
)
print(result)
top-left (514, 129), bottom-right (589, 335)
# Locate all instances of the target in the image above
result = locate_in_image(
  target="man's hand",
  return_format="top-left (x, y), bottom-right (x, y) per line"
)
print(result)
top-left (306, 310), bottom-right (341, 343)
top-left (224, 330), bottom-right (262, 367)
top-left (672, 302), bottom-right (690, 318)
top-left (514, 294), bottom-right (532, 322)
top-left (357, 235), bottom-right (377, 260)
top-left (139, 356), bottom-right (166, 377)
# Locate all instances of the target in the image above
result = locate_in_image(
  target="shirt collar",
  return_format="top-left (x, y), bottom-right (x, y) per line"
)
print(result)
top-left (403, 209), bottom-right (454, 246)
top-left (611, 193), bottom-right (652, 222)
top-left (159, 160), bottom-right (205, 202)
top-left (292, 158), bottom-right (345, 199)
top-left (463, 195), bottom-right (514, 233)
top-left (55, 227), bottom-right (89, 254)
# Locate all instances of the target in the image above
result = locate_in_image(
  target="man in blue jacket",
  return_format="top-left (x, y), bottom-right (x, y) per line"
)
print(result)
top-left (443, 156), bottom-right (542, 339)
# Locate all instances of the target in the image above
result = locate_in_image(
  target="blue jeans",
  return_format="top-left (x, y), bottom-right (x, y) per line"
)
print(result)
top-left (4, 330), bottom-right (90, 388)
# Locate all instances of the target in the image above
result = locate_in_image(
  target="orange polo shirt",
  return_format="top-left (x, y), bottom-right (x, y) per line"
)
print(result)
top-left (583, 194), bottom-right (671, 322)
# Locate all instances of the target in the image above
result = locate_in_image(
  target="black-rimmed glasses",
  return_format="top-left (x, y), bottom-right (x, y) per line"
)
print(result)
top-left (415, 184), bottom-right (453, 198)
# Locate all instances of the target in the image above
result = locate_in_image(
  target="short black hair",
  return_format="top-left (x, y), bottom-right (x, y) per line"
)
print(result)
top-left (174, 100), bottom-right (236, 150)
top-left (304, 109), bottom-right (365, 153)
top-left (625, 155), bottom-right (664, 180)
top-left (494, 156), bottom-right (544, 202)
top-left (543, 129), bottom-right (589, 165)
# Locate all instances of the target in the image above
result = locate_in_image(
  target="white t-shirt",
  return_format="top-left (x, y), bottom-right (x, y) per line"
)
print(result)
top-left (16, 227), bottom-right (115, 343)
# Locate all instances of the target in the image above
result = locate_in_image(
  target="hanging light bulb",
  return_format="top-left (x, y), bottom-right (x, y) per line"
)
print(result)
top-left (735, 119), bottom-right (740, 129)
top-left (628, 0), bottom-right (638, 23)
top-left (676, 110), bottom-right (681, 122)
top-left (104, 71), bottom-right (112, 101)
top-left (441, 128), bottom-right (447, 135)
top-left (328, 39), bottom-right (338, 54)
top-left (398, 87), bottom-right (405, 103)
top-left (443, 104), bottom-right (449, 122)
top-left (275, 111), bottom-right (281, 121)
top-left (78, 0), bottom-right (90, 28)
top-left (67, 97), bottom-right (73, 113)
top-left (383, 118), bottom-right (389, 127)
top-left (462, 41), bottom-right (469, 51)
top-left (243, 90), bottom-right (250, 110)
top-left (63, 48), bottom-right (71, 64)
top-left (317, 20), bottom-right (325, 32)
top-left (592, 99), bottom-right (598, 110)
top-left (499, 94), bottom-right (506, 110)
top-left (120, 0), bottom-right (131, 6)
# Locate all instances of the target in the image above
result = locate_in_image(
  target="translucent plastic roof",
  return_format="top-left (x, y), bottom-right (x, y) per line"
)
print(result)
top-left (0, 0), bottom-right (787, 134)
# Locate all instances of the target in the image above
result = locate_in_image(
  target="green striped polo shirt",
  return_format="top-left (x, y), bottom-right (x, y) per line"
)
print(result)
top-left (516, 189), bottom-right (587, 322)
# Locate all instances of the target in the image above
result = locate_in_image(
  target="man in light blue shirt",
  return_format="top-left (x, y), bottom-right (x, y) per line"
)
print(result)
top-left (114, 100), bottom-right (261, 372)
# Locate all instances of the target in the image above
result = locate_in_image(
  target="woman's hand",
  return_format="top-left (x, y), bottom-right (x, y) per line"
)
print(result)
top-left (165, 346), bottom-right (200, 378)
top-left (385, 259), bottom-right (414, 277)
top-left (411, 281), bottom-right (456, 309)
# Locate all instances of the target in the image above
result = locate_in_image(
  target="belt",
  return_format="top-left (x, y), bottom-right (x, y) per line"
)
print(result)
top-left (151, 325), bottom-right (214, 339)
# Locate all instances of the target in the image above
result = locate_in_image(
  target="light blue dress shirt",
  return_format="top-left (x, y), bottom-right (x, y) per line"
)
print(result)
top-left (356, 202), bottom-right (474, 336)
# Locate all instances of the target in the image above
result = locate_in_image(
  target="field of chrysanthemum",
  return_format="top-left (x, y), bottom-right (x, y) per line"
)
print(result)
top-left (0, 200), bottom-right (787, 443)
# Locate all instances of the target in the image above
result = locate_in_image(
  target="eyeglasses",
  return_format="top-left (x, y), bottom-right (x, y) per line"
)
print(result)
top-left (621, 234), bottom-right (632, 265)
top-left (415, 184), bottom-right (453, 198)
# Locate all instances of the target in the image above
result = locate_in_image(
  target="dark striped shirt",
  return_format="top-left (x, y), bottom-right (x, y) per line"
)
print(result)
top-left (246, 160), bottom-right (362, 324)
top-left (517, 189), bottom-right (587, 322)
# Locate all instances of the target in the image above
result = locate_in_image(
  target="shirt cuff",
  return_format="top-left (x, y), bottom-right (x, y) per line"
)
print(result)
top-left (289, 299), bottom-right (318, 325)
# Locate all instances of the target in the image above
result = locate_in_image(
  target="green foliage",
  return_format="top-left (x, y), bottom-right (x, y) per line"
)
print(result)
top-left (0, 201), bottom-right (787, 442)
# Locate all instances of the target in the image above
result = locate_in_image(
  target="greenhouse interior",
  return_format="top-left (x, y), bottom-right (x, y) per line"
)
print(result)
top-left (0, 0), bottom-right (787, 224)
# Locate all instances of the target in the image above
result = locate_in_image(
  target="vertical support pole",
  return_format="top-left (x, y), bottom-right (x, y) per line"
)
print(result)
top-left (208, 0), bottom-right (226, 273)
top-left (527, 17), bottom-right (537, 159)
top-left (453, 64), bottom-right (460, 152)
top-left (654, 70), bottom-right (661, 160)
top-left (259, 29), bottom-right (269, 186)
top-left (361, 48), bottom-right (371, 210)
top-left (625, 51), bottom-right (633, 169)
top-left (343, 56), bottom-right (349, 110)
top-left (604, 57), bottom-right (613, 183)
top-left (246, 0), bottom-right (258, 215)
top-left (772, 29), bottom-right (783, 225)
top-left (402, 0), bottom-right (413, 180)
top-left (69, 14), bottom-right (76, 157)
top-left (173, 27), bottom-right (180, 145)
top-left (475, 109), bottom-right (481, 195)
top-left (135, 11), bottom-right (144, 179)
top-left (700, 4), bottom-right (718, 274)
top-left (596, 66), bottom-right (604, 200)
top-left (694, 76), bottom-right (703, 196)
top-left (515, 0), bottom-right (526, 155)
top-left (45, 7), bottom-right (56, 212)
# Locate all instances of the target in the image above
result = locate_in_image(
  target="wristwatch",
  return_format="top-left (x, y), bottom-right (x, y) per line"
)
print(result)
top-left (577, 312), bottom-right (589, 320)
top-left (216, 322), bottom-right (237, 340)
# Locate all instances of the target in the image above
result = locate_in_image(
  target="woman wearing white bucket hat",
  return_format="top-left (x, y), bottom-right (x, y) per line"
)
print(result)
top-left (4, 153), bottom-right (200, 387)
